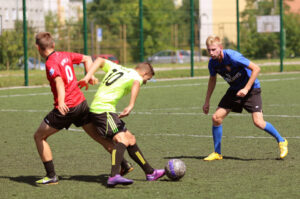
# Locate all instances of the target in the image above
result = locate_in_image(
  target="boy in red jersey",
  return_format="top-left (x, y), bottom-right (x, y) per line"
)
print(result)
top-left (34, 32), bottom-right (132, 185)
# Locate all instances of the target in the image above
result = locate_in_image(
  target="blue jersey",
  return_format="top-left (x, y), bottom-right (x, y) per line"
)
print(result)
top-left (208, 49), bottom-right (260, 90)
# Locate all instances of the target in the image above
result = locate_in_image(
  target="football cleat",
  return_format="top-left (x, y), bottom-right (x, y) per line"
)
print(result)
top-left (120, 162), bottom-right (134, 176)
top-left (279, 139), bottom-right (288, 159)
top-left (107, 174), bottom-right (133, 188)
top-left (146, 169), bottom-right (165, 181)
top-left (204, 152), bottom-right (223, 161)
top-left (36, 175), bottom-right (59, 185)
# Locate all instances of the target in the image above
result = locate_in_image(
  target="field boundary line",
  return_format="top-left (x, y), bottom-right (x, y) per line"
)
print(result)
top-left (1, 71), bottom-right (300, 90)
top-left (1, 108), bottom-right (300, 118)
top-left (1, 76), bottom-right (299, 98)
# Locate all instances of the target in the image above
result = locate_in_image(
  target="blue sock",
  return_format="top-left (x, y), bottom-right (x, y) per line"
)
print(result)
top-left (212, 125), bottom-right (223, 154)
top-left (264, 122), bottom-right (284, 142)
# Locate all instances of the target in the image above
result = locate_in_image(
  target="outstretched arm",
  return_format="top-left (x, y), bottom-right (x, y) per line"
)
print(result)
top-left (236, 61), bottom-right (260, 97)
top-left (119, 80), bottom-right (141, 118)
top-left (78, 57), bottom-right (105, 90)
top-left (203, 75), bottom-right (217, 114)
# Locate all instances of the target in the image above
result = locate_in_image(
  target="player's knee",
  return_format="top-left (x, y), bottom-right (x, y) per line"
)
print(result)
top-left (253, 119), bottom-right (265, 129)
top-left (124, 131), bottom-right (136, 145)
top-left (129, 134), bottom-right (136, 145)
top-left (212, 114), bottom-right (223, 125)
top-left (33, 131), bottom-right (43, 142)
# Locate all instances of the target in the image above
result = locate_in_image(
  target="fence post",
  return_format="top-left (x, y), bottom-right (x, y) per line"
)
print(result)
top-left (279, 0), bottom-right (284, 72)
top-left (236, 0), bottom-right (240, 52)
top-left (23, 0), bottom-right (28, 86)
top-left (190, 0), bottom-right (194, 77)
top-left (139, 0), bottom-right (144, 62)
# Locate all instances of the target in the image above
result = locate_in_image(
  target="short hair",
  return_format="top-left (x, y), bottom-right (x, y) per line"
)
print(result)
top-left (206, 35), bottom-right (222, 46)
top-left (135, 62), bottom-right (155, 76)
top-left (35, 32), bottom-right (55, 51)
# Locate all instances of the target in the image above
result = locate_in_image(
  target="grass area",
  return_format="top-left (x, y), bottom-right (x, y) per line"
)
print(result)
top-left (1, 58), bottom-right (300, 87)
top-left (0, 72), bottom-right (300, 198)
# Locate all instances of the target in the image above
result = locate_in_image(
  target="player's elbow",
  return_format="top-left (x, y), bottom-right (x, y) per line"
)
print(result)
top-left (256, 66), bottom-right (261, 73)
top-left (95, 57), bottom-right (105, 67)
top-left (82, 55), bottom-right (92, 63)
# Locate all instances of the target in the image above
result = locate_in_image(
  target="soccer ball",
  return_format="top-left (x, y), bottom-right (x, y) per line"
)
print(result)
top-left (165, 159), bottom-right (186, 181)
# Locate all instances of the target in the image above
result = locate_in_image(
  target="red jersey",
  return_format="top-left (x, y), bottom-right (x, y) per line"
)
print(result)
top-left (45, 51), bottom-right (85, 108)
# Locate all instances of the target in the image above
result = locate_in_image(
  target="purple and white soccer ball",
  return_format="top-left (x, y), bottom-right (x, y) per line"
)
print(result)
top-left (165, 159), bottom-right (186, 181)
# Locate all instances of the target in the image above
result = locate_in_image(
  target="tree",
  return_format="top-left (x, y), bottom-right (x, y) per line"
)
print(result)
top-left (0, 21), bottom-right (37, 70)
top-left (87, 0), bottom-right (193, 62)
top-left (240, 0), bottom-right (300, 59)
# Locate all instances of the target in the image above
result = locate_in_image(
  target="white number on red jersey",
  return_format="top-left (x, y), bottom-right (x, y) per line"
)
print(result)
top-left (65, 65), bottom-right (74, 83)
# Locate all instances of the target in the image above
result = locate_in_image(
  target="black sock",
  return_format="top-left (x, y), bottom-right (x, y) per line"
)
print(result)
top-left (43, 160), bottom-right (56, 178)
top-left (121, 159), bottom-right (131, 170)
top-left (111, 142), bottom-right (126, 177)
top-left (127, 144), bottom-right (154, 174)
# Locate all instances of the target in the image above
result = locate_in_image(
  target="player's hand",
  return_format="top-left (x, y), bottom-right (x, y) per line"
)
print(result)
top-left (58, 103), bottom-right (69, 115)
top-left (78, 78), bottom-right (89, 90)
top-left (202, 103), bottom-right (210, 114)
top-left (119, 106), bottom-right (133, 118)
top-left (88, 75), bottom-right (99, 85)
top-left (236, 88), bottom-right (248, 98)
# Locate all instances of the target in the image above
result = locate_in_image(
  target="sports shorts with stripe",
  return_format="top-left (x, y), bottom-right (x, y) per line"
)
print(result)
top-left (44, 100), bottom-right (91, 130)
top-left (89, 112), bottom-right (127, 139)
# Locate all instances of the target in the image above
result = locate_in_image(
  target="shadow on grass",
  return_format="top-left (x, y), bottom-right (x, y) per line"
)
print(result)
top-left (164, 155), bottom-right (277, 161)
top-left (60, 174), bottom-right (108, 186)
top-left (0, 174), bottom-right (113, 187)
top-left (0, 176), bottom-right (40, 187)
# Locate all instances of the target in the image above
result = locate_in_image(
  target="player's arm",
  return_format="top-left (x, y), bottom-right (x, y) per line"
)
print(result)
top-left (81, 55), bottom-right (98, 85)
top-left (236, 61), bottom-right (261, 97)
top-left (203, 75), bottom-right (217, 114)
top-left (81, 55), bottom-right (93, 72)
top-left (119, 80), bottom-right (140, 118)
top-left (78, 57), bottom-right (105, 90)
top-left (54, 76), bottom-right (69, 115)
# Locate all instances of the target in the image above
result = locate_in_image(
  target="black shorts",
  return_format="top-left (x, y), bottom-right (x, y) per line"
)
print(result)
top-left (89, 112), bottom-right (127, 139)
top-left (44, 100), bottom-right (91, 130)
top-left (218, 88), bottom-right (262, 113)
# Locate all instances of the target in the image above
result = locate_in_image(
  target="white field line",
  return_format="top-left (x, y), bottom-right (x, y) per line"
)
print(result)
top-left (1, 108), bottom-right (300, 118)
top-left (67, 128), bottom-right (300, 139)
top-left (0, 76), bottom-right (299, 98)
top-left (0, 71), bottom-right (299, 90)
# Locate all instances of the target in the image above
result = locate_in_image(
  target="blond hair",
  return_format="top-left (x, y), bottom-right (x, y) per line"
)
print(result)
top-left (206, 35), bottom-right (222, 46)
top-left (35, 32), bottom-right (55, 51)
top-left (135, 62), bottom-right (155, 76)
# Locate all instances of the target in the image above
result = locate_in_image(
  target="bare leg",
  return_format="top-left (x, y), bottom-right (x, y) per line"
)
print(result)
top-left (33, 121), bottom-right (59, 162)
top-left (82, 122), bottom-right (115, 152)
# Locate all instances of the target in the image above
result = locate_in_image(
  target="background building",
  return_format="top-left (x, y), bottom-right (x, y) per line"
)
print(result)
top-left (199, 0), bottom-right (247, 48)
top-left (0, 0), bottom-right (82, 32)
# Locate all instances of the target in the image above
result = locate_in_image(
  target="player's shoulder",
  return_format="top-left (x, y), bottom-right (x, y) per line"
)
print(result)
top-left (224, 49), bottom-right (240, 56)
top-left (224, 49), bottom-right (245, 58)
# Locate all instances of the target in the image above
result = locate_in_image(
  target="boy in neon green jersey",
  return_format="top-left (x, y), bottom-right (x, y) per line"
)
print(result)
top-left (78, 57), bottom-right (165, 187)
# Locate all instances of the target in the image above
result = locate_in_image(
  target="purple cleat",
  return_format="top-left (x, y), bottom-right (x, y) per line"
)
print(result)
top-left (146, 169), bottom-right (165, 181)
top-left (107, 174), bottom-right (133, 187)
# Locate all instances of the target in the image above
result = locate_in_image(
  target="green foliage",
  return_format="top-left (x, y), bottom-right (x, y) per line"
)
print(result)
top-left (87, 0), bottom-right (198, 62)
top-left (0, 21), bottom-right (38, 70)
top-left (45, 12), bottom-right (84, 53)
top-left (240, 0), bottom-right (300, 59)
top-left (284, 13), bottom-right (300, 57)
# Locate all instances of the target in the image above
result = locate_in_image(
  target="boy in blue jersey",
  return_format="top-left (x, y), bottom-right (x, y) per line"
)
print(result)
top-left (78, 58), bottom-right (165, 187)
top-left (202, 35), bottom-right (288, 161)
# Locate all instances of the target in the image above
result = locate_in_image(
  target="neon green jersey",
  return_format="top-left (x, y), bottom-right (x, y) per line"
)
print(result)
top-left (90, 60), bottom-right (143, 114)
